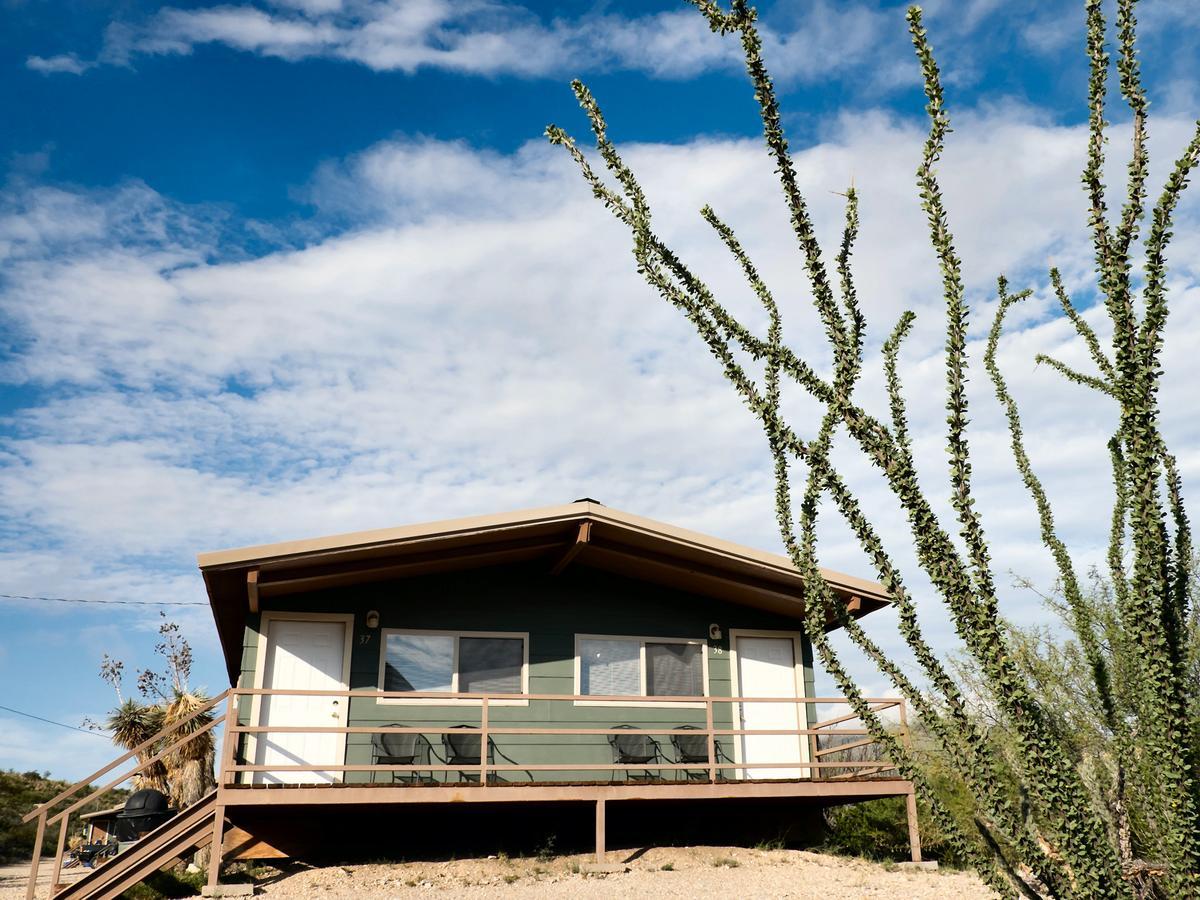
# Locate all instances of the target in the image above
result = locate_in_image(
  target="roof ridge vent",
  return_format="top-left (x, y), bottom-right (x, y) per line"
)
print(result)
top-left (572, 497), bottom-right (604, 505)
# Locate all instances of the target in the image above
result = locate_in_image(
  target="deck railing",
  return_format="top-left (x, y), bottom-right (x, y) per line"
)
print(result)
top-left (22, 689), bottom-right (232, 900)
top-left (24, 688), bottom-right (907, 897)
top-left (223, 688), bottom-right (907, 785)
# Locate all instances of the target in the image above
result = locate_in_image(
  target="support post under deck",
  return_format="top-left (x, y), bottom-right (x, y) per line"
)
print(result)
top-left (905, 790), bottom-right (922, 863)
top-left (206, 803), bottom-right (226, 889)
top-left (594, 799), bottom-right (606, 864)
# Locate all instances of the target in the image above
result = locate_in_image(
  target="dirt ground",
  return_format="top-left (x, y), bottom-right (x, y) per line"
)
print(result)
top-left (0, 860), bottom-right (87, 899)
top-left (1, 847), bottom-right (998, 899)
top-left (246, 846), bottom-right (996, 898)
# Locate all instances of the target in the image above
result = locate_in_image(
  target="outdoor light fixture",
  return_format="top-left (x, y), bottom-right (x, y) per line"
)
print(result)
top-left (365, 610), bottom-right (380, 629)
top-left (708, 623), bottom-right (723, 641)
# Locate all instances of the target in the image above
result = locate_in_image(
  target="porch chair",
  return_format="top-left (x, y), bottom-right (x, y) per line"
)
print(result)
top-left (371, 727), bottom-right (435, 784)
top-left (608, 724), bottom-right (665, 782)
top-left (670, 724), bottom-right (730, 781)
top-left (72, 841), bottom-right (118, 869)
top-left (442, 725), bottom-right (501, 784)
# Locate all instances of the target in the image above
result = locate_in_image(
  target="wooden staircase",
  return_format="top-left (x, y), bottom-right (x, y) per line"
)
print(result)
top-left (23, 690), bottom-right (232, 900)
top-left (52, 791), bottom-right (220, 900)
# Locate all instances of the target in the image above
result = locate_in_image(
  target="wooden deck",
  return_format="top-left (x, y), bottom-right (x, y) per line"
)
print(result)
top-left (219, 775), bottom-right (914, 804)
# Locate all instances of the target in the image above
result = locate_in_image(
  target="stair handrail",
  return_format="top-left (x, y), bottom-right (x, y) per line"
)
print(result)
top-left (22, 688), bottom-right (231, 823)
top-left (47, 711), bottom-right (227, 826)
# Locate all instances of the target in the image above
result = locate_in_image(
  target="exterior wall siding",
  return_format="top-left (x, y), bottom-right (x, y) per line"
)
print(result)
top-left (236, 563), bottom-right (816, 783)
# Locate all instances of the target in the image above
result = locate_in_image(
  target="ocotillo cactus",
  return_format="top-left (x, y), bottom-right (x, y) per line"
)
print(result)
top-left (548, 1), bottom-right (1199, 896)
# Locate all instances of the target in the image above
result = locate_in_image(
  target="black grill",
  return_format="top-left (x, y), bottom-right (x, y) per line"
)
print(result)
top-left (114, 789), bottom-right (175, 841)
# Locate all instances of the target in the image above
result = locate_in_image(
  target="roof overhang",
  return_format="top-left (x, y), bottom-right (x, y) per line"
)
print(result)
top-left (80, 804), bottom-right (124, 821)
top-left (198, 502), bottom-right (891, 684)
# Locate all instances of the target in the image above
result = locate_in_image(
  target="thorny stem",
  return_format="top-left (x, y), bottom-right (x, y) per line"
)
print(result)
top-left (547, 0), bottom-right (1199, 892)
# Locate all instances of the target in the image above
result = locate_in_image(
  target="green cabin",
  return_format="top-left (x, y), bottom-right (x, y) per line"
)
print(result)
top-left (200, 500), bottom-right (891, 789)
top-left (189, 500), bottom-right (918, 865)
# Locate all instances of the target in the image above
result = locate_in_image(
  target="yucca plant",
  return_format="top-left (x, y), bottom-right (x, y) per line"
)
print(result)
top-left (104, 698), bottom-right (169, 794)
top-left (162, 690), bottom-right (216, 812)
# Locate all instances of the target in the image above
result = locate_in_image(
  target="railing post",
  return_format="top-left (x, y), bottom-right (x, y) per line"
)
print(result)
top-left (219, 694), bottom-right (239, 788)
top-left (479, 697), bottom-right (489, 785)
top-left (48, 815), bottom-right (68, 897)
top-left (795, 696), bottom-right (804, 780)
top-left (810, 704), bottom-right (822, 783)
top-left (26, 810), bottom-right (46, 900)
top-left (705, 698), bottom-right (716, 784)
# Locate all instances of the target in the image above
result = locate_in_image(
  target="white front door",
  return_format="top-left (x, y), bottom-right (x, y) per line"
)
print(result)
top-left (734, 635), bottom-right (807, 780)
top-left (254, 617), bottom-right (349, 784)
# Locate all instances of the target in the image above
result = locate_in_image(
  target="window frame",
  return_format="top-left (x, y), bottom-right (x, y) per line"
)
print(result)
top-left (377, 628), bottom-right (530, 706)
top-left (573, 633), bottom-right (709, 708)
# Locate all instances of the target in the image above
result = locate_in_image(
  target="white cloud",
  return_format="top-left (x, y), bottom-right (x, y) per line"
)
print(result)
top-left (25, 53), bottom-right (95, 75)
top-left (74, 0), bottom-right (902, 83)
top-left (4, 104), bottom-right (1200, 706)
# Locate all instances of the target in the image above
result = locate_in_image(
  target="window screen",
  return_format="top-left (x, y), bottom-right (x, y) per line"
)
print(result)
top-left (646, 642), bottom-right (703, 697)
top-left (459, 637), bottom-right (524, 693)
top-left (384, 633), bottom-right (454, 692)
top-left (579, 638), bottom-right (640, 696)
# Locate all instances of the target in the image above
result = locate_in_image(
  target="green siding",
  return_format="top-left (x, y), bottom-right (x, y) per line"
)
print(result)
top-left (236, 563), bottom-right (817, 783)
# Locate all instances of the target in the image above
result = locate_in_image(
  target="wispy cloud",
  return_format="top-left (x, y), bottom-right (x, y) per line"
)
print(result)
top-left (25, 53), bottom-right (96, 76)
top-left (32, 0), bottom-right (899, 84)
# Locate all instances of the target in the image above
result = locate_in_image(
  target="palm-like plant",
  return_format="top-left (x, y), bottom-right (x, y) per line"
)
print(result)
top-left (104, 698), bottom-right (168, 794)
top-left (162, 690), bottom-right (216, 812)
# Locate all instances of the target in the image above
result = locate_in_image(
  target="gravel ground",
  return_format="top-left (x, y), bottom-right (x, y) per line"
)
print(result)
top-left (1, 847), bottom-right (998, 899)
top-left (244, 847), bottom-right (997, 898)
top-left (0, 861), bottom-right (86, 899)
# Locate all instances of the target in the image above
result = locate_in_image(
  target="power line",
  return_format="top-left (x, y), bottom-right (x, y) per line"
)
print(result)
top-left (0, 703), bottom-right (111, 740)
top-left (0, 593), bottom-right (205, 607)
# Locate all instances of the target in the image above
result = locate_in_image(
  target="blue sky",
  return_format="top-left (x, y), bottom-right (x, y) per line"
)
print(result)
top-left (9, 0), bottom-right (1171, 221)
top-left (3, 0), bottom-right (1200, 780)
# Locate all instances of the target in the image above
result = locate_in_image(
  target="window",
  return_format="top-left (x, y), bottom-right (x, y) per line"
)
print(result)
top-left (384, 633), bottom-right (453, 692)
top-left (579, 638), bottom-right (639, 695)
top-left (646, 641), bottom-right (703, 696)
top-left (575, 634), bottom-right (708, 707)
top-left (459, 636), bottom-right (523, 693)
top-left (379, 630), bottom-right (528, 705)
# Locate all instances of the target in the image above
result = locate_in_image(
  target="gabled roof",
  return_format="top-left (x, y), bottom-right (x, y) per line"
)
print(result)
top-left (198, 501), bottom-right (891, 684)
